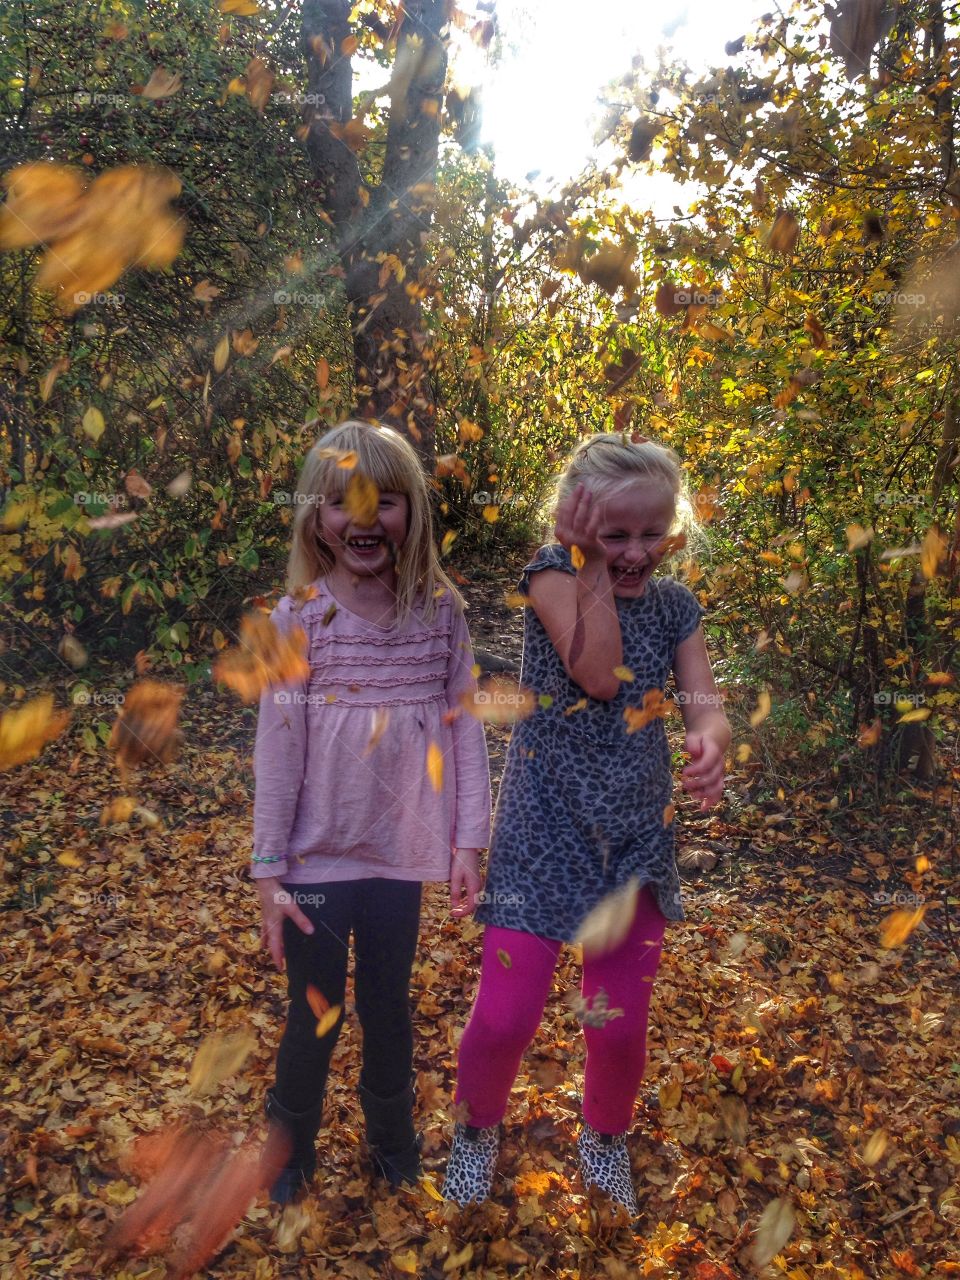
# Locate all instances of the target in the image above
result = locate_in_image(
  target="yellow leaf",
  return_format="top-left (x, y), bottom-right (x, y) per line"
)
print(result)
top-left (82, 406), bottom-right (106, 442)
top-left (141, 67), bottom-right (184, 99)
top-left (752, 1197), bottom-right (795, 1268)
top-left (846, 523), bottom-right (873, 551)
top-left (897, 706), bottom-right (931, 723)
top-left (444, 1243), bottom-right (474, 1271)
top-left (916, 855), bottom-right (930, 873)
top-left (188, 1030), bottom-right (256, 1095)
top-left (0, 695), bottom-right (71, 771)
top-left (921, 526), bottom-right (945, 578)
top-left (736, 743), bottom-right (752, 763)
top-left (612, 665), bottom-right (634, 682)
top-left (220, 0), bottom-right (260, 14)
top-left (227, 76), bottom-right (246, 94)
top-left (40, 358), bottom-right (70, 403)
top-left (420, 1175), bottom-right (444, 1202)
top-left (497, 948), bottom-right (512, 968)
top-left (391, 1250), bottom-right (418, 1274)
top-left (440, 530), bottom-right (457, 556)
top-left (57, 849), bottom-right (83, 868)
top-left (880, 906), bottom-right (926, 948)
top-left (315, 1004), bottom-right (341, 1037)
top-left (336, 450), bottom-right (357, 468)
top-left (862, 1130), bottom-right (888, 1166)
top-left (426, 741), bottom-right (443, 792)
top-left (570, 544), bottom-right (585, 570)
top-left (749, 690), bottom-right (771, 727)
top-left (574, 877), bottom-right (640, 957)
top-left (482, 505), bottom-right (499, 523)
top-left (213, 334), bottom-right (229, 373)
top-left (344, 471), bottom-right (379, 525)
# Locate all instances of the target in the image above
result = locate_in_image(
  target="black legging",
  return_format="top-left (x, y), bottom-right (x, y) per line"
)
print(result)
top-left (274, 878), bottom-right (422, 1112)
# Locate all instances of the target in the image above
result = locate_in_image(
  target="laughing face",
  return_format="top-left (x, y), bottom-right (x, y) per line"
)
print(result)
top-left (593, 478), bottom-right (677, 597)
top-left (318, 486), bottom-right (410, 578)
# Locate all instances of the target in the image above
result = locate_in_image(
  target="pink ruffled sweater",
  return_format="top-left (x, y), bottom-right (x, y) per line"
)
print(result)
top-left (250, 577), bottom-right (492, 884)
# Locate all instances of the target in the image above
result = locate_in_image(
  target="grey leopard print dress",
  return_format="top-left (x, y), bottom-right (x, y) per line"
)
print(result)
top-left (474, 543), bottom-right (707, 942)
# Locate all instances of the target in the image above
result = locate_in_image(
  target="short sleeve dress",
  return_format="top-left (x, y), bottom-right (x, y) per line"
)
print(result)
top-left (473, 543), bottom-right (706, 942)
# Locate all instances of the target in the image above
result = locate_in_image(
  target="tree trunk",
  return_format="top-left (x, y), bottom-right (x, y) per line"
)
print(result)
top-left (301, 0), bottom-right (450, 463)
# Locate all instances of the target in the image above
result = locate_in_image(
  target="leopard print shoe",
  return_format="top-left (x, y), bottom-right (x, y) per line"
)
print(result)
top-left (577, 1122), bottom-right (638, 1216)
top-left (442, 1122), bottom-right (501, 1206)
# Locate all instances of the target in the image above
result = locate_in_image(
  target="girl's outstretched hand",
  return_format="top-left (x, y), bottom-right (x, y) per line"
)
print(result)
top-left (256, 877), bottom-right (314, 971)
top-left (451, 848), bottom-right (482, 918)
top-left (681, 732), bottom-right (726, 811)
top-left (554, 483), bottom-right (607, 563)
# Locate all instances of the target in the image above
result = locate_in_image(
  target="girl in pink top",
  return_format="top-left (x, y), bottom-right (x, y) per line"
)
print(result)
top-left (251, 419), bottom-right (491, 1203)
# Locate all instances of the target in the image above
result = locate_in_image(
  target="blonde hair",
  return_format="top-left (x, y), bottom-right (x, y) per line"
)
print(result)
top-left (547, 432), bottom-right (706, 564)
top-left (285, 419), bottom-right (464, 624)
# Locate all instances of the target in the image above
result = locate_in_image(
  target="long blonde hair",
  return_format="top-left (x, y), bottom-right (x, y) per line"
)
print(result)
top-left (285, 419), bottom-right (464, 624)
top-left (547, 432), bottom-right (706, 563)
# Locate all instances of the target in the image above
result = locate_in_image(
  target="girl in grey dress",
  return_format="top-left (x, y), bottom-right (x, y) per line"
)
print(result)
top-left (443, 432), bottom-right (731, 1216)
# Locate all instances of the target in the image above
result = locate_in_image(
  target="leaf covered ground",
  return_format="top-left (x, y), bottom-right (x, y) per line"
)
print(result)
top-left (1, 571), bottom-right (958, 1280)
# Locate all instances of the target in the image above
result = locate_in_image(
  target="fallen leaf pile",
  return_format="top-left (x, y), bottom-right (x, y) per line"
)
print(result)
top-left (1, 667), bottom-right (956, 1278)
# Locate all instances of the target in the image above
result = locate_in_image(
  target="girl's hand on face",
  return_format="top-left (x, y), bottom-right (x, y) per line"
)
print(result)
top-left (554, 484), bottom-right (608, 563)
top-left (680, 732), bottom-right (726, 811)
top-left (450, 848), bottom-right (482, 918)
top-left (256, 877), bottom-right (315, 971)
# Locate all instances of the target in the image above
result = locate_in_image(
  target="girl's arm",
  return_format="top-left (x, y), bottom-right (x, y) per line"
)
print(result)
top-left (445, 602), bottom-right (491, 916)
top-left (529, 485), bottom-right (623, 701)
top-left (251, 600), bottom-right (310, 882)
top-left (672, 624), bottom-right (731, 810)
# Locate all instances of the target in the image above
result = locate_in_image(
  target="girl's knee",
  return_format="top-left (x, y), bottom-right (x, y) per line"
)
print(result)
top-left (468, 995), bottom-right (541, 1052)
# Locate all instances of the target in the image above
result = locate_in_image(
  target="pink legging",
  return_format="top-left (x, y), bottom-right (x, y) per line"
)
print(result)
top-left (454, 887), bottom-right (666, 1133)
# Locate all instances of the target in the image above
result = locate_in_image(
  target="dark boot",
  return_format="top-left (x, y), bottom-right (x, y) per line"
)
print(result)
top-left (358, 1079), bottom-right (422, 1188)
top-left (264, 1088), bottom-right (325, 1205)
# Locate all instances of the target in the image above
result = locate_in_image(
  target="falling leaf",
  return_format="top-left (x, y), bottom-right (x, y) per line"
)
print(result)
top-left (193, 279), bottom-right (221, 302)
top-left (0, 695), bottom-right (71, 771)
top-left (829, 0), bottom-right (894, 79)
top-left (108, 680), bottom-right (183, 771)
top-left (363, 708), bottom-right (390, 756)
top-left (497, 948), bottom-right (512, 968)
top-left (232, 327), bottom-right (259, 357)
top-left (220, 0), bottom-right (261, 12)
top-left (243, 57), bottom-right (275, 113)
top-left (315, 1005), bottom-right (341, 1037)
top-left (857, 719), bottom-right (882, 748)
top-left (188, 1030), bottom-right (256, 1095)
top-left (662, 803), bottom-right (675, 826)
top-left (0, 163), bottom-right (86, 250)
top-left (623, 689), bottom-right (671, 734)
top-left (862, 1130), bottom-right (889, 1165)
top-left (125, 470), bottom-right (152, 500)
top-left (426, 741), bottom-right (443, 792)
top-left (749, 690), bottom-right (771, 727)
top-left (570, 545), bottom-right (585, 570)
top-left (846, 524), bottom-right (874, 551)
top-left (213, 335), bottom-right (229, 373)
top-left (166, 470), bottom-right (192, 497)
top-left (482, 505), bottom-right (499, 523)
top-left (920, 526), bottom-right (945, 578)
top-left (141, 68), bottom-right (184, 100)
top-left (40, 358), bottom-right (70, 403)
top-left (880, 906), bottom-right (926, 947)
top-left (767, 210), bottom-right (800, 255)
top-left (58, 635), bottom-right (88, 669)
top-left (460, 676), bottom-right (535, 726)
top-left (440, 529), bottom-right (458, 556)
top-left (751, 1197), bottom-right (795, 1268)
top-left (575, 878), bottom-right (640, 957)
top-left (213, 612), bottom-right (309, 702)
top-left (344, 471), bottom-right (379, 525)
top-left (612, 665), bottom-right (634, 682)
top-left (316, 357), bottom-right (330, 389)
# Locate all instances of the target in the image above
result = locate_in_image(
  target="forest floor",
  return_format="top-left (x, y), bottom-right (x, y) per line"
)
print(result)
top-left (1, 551), bottom-right (958, 1279)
